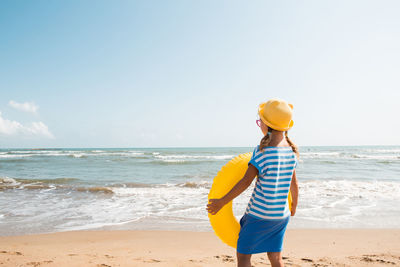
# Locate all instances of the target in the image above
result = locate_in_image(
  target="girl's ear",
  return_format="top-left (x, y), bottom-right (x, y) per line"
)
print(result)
top-left (288, 103), bottom-right (293, 110)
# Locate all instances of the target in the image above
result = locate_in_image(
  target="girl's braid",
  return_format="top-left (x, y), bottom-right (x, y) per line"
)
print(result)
top-left (259, 127), bottom-right (272, 151)
top-left (285, 131), bottom-right (299, 159)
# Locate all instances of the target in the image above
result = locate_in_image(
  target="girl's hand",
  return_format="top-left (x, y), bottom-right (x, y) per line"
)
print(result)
top-left (291, 204), bottom-right (297, 216)
top-left (206, 198), bottom-right (226, 215)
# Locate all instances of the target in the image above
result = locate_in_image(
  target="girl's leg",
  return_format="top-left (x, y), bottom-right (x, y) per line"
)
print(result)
top-left (236, 251), bottom-right (252, 267)
top-left (267, 252), bottom-right (284, 267)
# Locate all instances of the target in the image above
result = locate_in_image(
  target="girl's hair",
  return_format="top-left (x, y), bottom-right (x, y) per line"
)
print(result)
top-left (285, 131), bottom-right (299, 159)
top-left (259, 126), bottom-right (299, 159)
top-left (259, 127), bottom-right (272, 151)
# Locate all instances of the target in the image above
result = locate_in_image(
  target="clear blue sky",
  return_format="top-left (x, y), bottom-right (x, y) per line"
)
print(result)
top-left (1, 0), bottom-right (399, 148)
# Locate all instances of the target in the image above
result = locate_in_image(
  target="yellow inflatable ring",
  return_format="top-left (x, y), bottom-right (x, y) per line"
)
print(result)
top-left (208, 152), bottom-right (292, 248)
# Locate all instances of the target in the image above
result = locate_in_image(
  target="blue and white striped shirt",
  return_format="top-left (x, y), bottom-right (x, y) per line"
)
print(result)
top-left (245, 145), bottom-right (297, 220)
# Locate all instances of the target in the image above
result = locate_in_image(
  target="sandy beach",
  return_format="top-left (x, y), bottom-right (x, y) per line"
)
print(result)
top-left (0, 229), bottom-right (399, 266)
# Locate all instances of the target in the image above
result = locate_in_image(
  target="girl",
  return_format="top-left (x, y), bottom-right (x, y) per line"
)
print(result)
top-left (206, 99), bottom-right (299, 267)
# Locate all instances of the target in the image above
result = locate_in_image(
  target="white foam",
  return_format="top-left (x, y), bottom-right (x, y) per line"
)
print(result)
top-left (2, 178), bottom-right (400, 236)
top-left (0, 154), bottom-right (32, 158)
top-left (1, 150), bottom-right (146, 158)
top-left (299, 151), bottom-right (400, 161)
top-left (365, 148), bottom-right (400, 153)
top-left (289, 180), bottom-right (400, 228)
top-left (0, 177), bottom-right (20, 185)
top-left (350, 154), bottom-right (399, 160)
top-left (155, 154), bottom-right (234, 161)
top-left (98, 151), bottom-right (145, 157)
top-left (300, 152), bottom-right (341, 158)
top-left (162, 159), bottom-right (186, 163)
top-left (300, 180), bottom-right (400, 199)
top-left (91, 150), bottom-right (106, 153)
top-left (71, 153), bottom-right (85, 158)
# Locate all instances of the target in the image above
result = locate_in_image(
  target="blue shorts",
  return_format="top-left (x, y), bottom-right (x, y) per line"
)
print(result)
top-left (237, 213), bottom-right (290, 254)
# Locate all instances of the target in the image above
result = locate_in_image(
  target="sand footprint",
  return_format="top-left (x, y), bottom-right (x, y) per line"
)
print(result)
top-left (301, 257), bottom-right (314, 263)
top-left (347, 254), bottom-right (398, 265)
top-left (143, 259), bottom-right (161, 263)
top-left (0, 251), bottom-right (23, 255)
top-left (26, 261), bottom-right (53, 266)
top-left (189, 259), bottom-right (204, 263)
top-left (311, 263), bottom-right (329, 267)
top-left (361, 254), bottom-right (396, 265)
top-left (214, 255), bottom-right (235, 263)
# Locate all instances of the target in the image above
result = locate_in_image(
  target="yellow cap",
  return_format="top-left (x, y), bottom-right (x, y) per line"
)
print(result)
top-left (258, 98), bottom-right (294, 131)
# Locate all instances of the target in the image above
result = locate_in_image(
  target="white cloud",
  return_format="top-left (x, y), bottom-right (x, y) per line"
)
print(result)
top-left (25, 121), bottom-right (54, 138)
top-left (0, 112), bottom-right (54, 139)
top-left (0, 112), bottom-right (23, 135)
top-left (8, 100), bottom-right (39, 114)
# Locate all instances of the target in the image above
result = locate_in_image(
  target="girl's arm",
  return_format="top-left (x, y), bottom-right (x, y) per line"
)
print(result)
top-left (290, 169), bottom-right (299, 216)
top-left (206, 164), bottom-right (258, 215)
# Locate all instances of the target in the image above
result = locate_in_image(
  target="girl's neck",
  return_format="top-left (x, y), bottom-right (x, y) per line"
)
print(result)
top-left (268, 131), bottom-right (288, 147)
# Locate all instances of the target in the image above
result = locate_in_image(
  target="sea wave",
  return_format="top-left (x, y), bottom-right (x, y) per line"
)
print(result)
top-left (0, 178), bottom-right (213, 194)
top-left (0, 177), bottom-right (19, 185)
top-left (0, 150), bottom-right (146, 159)
top-left (0, 177), bottom-right (17, 183)
top-left (149, 159), bottom-right (217, 165)
top-left (350, 154), bottom-right (400, 160)
top-left (0, 177), bottom-right (80, 190)
top-left (68, 153), bottom-right (87, 158)
top-left (1, 177), bottom-right (400, 235)
top-left (155, 154), bottom-right (234, 160)
top-left (0, 177), bottom-right (21, 190)
top-left (293, 179), bottom-right (400, 228)
top-left (0, 154), bottom-right (33, 158)
top-left (364, 148), bottom-right (400, 153)
top-left (153, 154), bottom-right (234, 163)
top-left (76, 186), bottom-right (114, 194)
top-left (158, 159), bottom-right (187, 163)
top-left (176, 181), bottom-right (211, 188)
top-left (91, 152), bottom-right (146, 158)
top-left (17, 177), bottom-right (80, 184)
top-left (300, 179), bottom-right (400, 200)
top-left (299, 151), bottom-right (400, 161)
top-left (3, 176), bottom-right (399, 201)
top-left (111, 182), bottom-right (155, 188)
top-left (300, 152), bottom-right (342, 158)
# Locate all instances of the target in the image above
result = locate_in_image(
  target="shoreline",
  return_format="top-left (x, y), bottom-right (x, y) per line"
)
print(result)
top-left (1, 229), bottom-right (399, 266)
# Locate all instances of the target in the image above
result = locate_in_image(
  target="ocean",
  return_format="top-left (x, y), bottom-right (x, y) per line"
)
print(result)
top-left (0, 146), bottom-right (399, 236)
